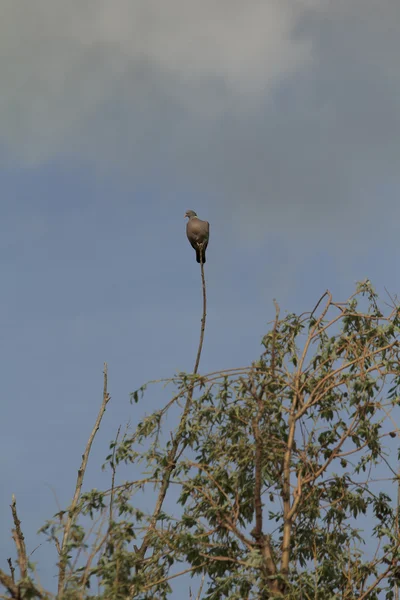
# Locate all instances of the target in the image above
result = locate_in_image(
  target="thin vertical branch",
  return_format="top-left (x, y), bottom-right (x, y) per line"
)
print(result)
top-left (252, 418), bottom-right (263, 540)
top-left (133, 247), bottom-right (208, 588)
top-left (6, 560), bottom-right (14, 584)
top-left (280, 378), bottom-right (301, 588)
top-left (190, 573), bottom-right (206, 600)
top-left (193, 251), bottom-right (207, 375)
top-left (0, 499), bottom-right (44, 599)
top-left (251, 389), bottom-right (279, 594)
top-left (255, 301), bottom-right (281, 594)
top-left (58, 363), bottom-right (110, 597)
top-left (10, 496), bottom-right (27, 581)
top-left (79, 528), bottom-right (109, 597)
top-left (109, 425), bottom-right (121, 528)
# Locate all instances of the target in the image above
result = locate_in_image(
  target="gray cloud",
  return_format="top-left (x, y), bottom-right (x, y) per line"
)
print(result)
top-left (1, 0), bottom-right (399, 245)
top-left (0, 0), bottom-right (315, 161)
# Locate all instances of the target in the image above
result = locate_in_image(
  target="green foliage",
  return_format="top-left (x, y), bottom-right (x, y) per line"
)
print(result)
top-left (2, 282), bottom-right (400, 599)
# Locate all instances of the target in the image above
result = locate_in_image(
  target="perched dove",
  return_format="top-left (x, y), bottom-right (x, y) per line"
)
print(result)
top-left (185, 210), bottom-right (210, 264)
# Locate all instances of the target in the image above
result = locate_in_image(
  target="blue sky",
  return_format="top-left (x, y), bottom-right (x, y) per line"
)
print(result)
top-left (1, 0), bottom-right (400, 594)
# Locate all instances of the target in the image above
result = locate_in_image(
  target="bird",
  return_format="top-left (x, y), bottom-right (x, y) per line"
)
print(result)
top-left (185, 210), bottom-right (210, 264)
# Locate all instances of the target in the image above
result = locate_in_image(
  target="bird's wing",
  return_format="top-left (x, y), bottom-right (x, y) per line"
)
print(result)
top-left (187, 218), bottom-right (209, 246)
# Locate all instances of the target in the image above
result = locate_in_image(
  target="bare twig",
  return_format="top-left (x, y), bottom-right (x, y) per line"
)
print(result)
top-left (192, 573), bottom-right (206, 600)
top-left (140, 563), bottom-right (207, 592)
top-left (57, 363), bottom-right (111, 597)
top-left (133, 249), bottom-right (208, 582)
top-left (252, 409), bottom-right (263, 542)
top-left (358, 563), bottom-right (397, 600)
top-left (79, 529), bottom-right (109, 596)
top-left (193, 256), bottom-right (207, 374)
top-left (10, 495), bottom-right (28, 580)
top-left (309, 290), bottom-right (329, 321)
top-left (109, 425), bottom-right (121, 528)
top-left (280, 407), bottom-right (297, 587)
top-left (299, 291), bottom-right (332, 373)
top-left (6, 560), bottom-right (14, 584)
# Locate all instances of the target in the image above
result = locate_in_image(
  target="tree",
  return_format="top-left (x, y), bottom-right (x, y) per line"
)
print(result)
top-left (1, 281), bottom-right (400, 599)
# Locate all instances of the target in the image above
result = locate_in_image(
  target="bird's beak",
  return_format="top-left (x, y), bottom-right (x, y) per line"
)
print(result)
top-left (184, 212), bottom-right (188, 218)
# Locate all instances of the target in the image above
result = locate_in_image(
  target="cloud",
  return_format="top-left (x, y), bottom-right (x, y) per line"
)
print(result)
top-left (0, 0), bottom-right (316, 163)
top-left (1, 0), bottom-right (399, 247)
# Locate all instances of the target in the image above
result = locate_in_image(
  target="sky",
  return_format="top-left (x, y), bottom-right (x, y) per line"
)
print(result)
top-left (1, 0), bottom-right (400, 595)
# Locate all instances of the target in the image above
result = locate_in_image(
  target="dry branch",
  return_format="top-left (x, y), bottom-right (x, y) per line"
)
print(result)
top-left (132, 256), bottom-right (208, 589)
top-left (57, 363), bottom-right (110, 597)
top-left (10, 495), bottom-right (27, 581)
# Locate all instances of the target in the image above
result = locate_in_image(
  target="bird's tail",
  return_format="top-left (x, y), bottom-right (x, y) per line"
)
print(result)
top-left (196, 247), bottom-right (206, 264)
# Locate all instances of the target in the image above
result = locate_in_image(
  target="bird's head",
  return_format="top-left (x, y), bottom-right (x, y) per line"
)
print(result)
top-left (185, 210), bottom-right (197, 219)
